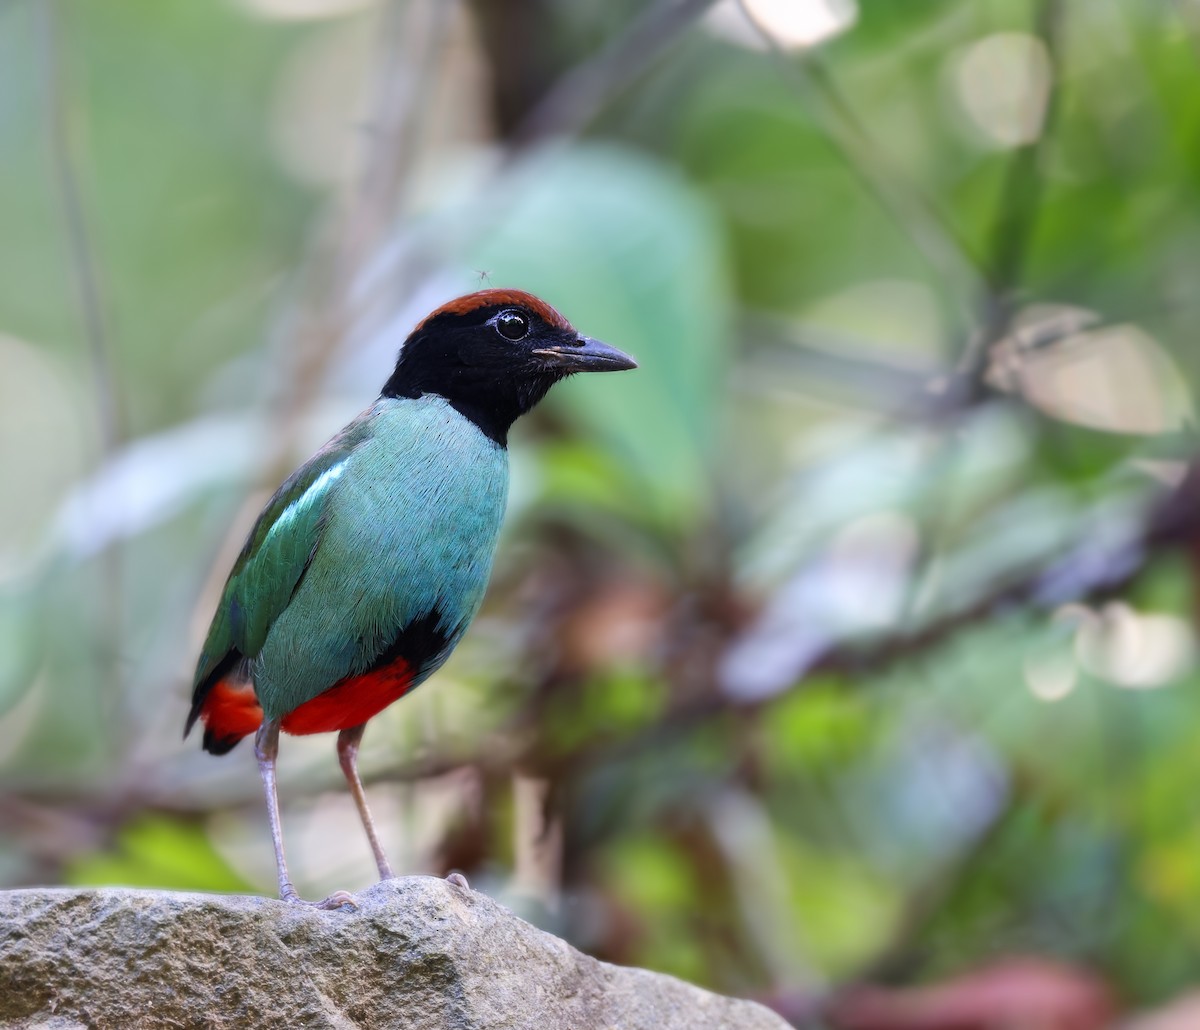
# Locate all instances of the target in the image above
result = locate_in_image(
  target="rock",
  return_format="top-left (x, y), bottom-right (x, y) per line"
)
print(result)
top-left (0, 877), bottom-right (788, 1030)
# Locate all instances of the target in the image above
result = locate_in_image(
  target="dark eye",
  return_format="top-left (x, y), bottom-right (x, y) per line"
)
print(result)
top-left (494, 310), bottom-right (529, 341)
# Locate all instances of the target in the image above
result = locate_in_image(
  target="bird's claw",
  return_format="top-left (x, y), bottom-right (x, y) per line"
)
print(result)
top-left (280, 885), bottom-right (358, 910)
top-left (315, 889), bottom-right (359, 910)
top-left (446, 871), bottom-right (470, 890)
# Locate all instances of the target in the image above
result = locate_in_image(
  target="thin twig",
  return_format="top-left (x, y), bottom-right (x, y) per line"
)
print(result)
top-left (40, 0), bottom-right (122, 452)
top-left (737, 318), bottom-right (938, 416)
top-left (343, 0), bottom-right (457, 294)
top-left (40, 0), bottom-right (125, 717)
top-left (954, 0), bottom-right (1065, 399)
top-left (837, 789), bottom-right (1019, 988)
top-left (513, 0), bottom-right (720, 146)
top-left (736, 0), bottom-right (988, 334)
top-left (892, 0), bottom-right (1065, 635)
top-left (186, 0), bottom-right (457, 668)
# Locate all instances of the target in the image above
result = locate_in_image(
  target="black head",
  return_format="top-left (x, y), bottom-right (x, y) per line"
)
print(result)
top-left (381, 288), bottom-right (637, 446)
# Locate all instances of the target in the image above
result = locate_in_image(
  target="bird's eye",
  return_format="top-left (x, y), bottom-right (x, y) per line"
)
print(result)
top-left (494, 310), bottom-right (530, 341)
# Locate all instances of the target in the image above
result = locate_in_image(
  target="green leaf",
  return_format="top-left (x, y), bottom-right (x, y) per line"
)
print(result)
top-left (468, 144), bottom-right (732, 526)
top-left (66, 817), bottom-right (254, 893)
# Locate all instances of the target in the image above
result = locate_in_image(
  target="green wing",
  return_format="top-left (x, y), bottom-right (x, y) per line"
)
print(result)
top-left (187, 396), bottom-right (510, 733)
top-left (185, 434), bottom-right (358, 733)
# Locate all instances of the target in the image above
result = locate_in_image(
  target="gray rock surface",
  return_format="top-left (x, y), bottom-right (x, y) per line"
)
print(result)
top-left (0, 877), bottom-right (789, 1029)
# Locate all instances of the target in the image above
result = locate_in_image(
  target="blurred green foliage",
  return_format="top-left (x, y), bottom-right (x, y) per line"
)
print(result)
top-left (4, 0), bottom-right (1200, 1022)
top-left (66, 818), bottom-right (254, 894)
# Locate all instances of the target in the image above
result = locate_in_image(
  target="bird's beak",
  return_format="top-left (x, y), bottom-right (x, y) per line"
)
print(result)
top-left (532, 336), bottom-right (638, 373)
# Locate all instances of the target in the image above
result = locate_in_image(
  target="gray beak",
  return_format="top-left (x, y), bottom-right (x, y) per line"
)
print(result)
top-left (532, 336), bottom-right (638, 373)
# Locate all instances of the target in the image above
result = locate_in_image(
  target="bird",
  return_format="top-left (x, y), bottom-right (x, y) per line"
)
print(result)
top-left (184, 288), bottom-right (636, 908)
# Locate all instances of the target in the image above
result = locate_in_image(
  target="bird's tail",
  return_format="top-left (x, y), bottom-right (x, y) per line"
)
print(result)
top-left (185, 658), bottom-right (264, 755)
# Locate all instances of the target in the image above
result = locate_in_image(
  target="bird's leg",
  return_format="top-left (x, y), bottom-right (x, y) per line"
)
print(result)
top-left (337, 723), bottom-right (395, 880)
top-left (255, 719), bottom-right (356, 910)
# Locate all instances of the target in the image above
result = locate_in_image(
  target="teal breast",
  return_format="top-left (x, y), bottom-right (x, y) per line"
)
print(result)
top-left (251, 395), bottom-right (509, 720)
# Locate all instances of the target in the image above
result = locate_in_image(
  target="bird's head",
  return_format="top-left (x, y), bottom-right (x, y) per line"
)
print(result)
top-left (382, 288), bottom-right (637, 445)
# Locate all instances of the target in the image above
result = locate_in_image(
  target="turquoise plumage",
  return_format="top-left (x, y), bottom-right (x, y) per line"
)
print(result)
top-left (190, 396), bottom-right (507, 734)
top-left (185, 288), bottom-right (636, 906)
top-left (253, 396), bottom-right (508, 717)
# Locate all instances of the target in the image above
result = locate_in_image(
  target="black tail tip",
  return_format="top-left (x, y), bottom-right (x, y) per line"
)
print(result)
top-left (202, 727), bottom-right (244, 756)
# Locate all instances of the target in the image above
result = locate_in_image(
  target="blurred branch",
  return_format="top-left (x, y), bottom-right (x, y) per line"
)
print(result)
top-left (566, 454), bottom-right (1191, 781)
top-left (953, 0), bottom-right (1065, 404)
top-left (512, 0), bottom-right (719, 145)
top-left (40, 0), bottom-right (122, 452)
top-left (984, 0), bottom-right (1064, 293)
top-left (272, 0), bottom-right (455, 433)
top-left (705, 787), bottom-right (822, 991)
top-left (188, 0), bottom-right (456, 659)
top-left (790, 461), bottom-right (1161, 683)
top-left (736, 0), bottom-right (988, 334)
top-left (889, 0), bottom-right (1064, 641)
top-left (0, 747), bottom-right (494, 876)
top-left (39, 0), bottom-right (125, 712)
top-left (844, 788), bottom-right (1020, 987)
top-left (344, 0), bottom-right (456, 291)
top-left (738, 0), bottom-right (1065, 410)
top-left (737, 315), bottom-right (940, 416)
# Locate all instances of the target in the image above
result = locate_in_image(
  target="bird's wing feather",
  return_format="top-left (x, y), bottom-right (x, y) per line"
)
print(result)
top-left (250, 397), bottom-right (509, 720)
top-left (190, 397), bottom-right (509, 730)
top-left (188, 425), bottom-right (366, 726)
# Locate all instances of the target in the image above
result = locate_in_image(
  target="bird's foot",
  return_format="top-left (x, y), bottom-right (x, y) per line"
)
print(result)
top-left (445, 871), bottom-right (470, 890)
top-left (280, 883), bottom-right (358, 910)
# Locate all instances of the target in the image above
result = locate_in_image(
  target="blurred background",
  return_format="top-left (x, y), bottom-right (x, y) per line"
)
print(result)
top-left (4, 0), bottom-right (1200, 1026)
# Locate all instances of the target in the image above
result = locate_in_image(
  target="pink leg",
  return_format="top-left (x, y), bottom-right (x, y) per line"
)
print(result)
top-left (255, 718), bottom-right (356, 910)
top-left (337, 723), bottom-right (395, 880)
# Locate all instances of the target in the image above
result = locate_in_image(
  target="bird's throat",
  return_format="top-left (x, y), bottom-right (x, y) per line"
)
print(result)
top-left (381, 370), bottom-right (559, 447)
